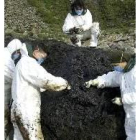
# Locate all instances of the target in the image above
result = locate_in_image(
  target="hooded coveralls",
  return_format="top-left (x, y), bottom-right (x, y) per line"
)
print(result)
top-left (4, 39), bottom-right (27, 139)
top-left (62, 9), bottom-right (100, 47)
top-left (11, 52), bottom-right (69, 140)
top-left (4, 47), bottom-right (15, 139)
top-left (97, 66), bottom-right (136, 140)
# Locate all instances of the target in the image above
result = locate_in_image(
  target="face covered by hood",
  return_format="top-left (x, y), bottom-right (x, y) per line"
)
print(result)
top-left (25, 42), bottom-right (47, 65)
top-left (7, 39), bottom-right (27, 55)
top-left (70, 0), bottom-right (86, 16)
top-left (74, 8), bottom-right (84, 16)
top-left (37, 57), bottom-right (46, 65)
top-left (7, 39), bottom-right (28, 64)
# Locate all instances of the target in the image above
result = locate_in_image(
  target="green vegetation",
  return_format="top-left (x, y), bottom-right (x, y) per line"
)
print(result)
top-left (27, 0), bottom-right (70, 25)
top-left (86, 0), bottom-right (135, 29)
top-left (27, 0), bottom-right (135, 29)
top-left (27, 0), bottom-right (71, 41)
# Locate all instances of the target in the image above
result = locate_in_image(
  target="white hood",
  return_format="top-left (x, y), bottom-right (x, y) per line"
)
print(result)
top-left (7, 39), bottom-right (27, 55)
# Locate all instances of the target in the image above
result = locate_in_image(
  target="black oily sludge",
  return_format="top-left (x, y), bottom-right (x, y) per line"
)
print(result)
top-left (39, 40), bottom-right (126, 140)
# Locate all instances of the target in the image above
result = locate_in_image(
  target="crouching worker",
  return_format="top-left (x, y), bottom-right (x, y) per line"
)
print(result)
top-left (85, 55), bottom-right (136, 140)
top-left (62, 0), bottom-right (100, 47)
top-left (11, 42), bottom-right (71, 140)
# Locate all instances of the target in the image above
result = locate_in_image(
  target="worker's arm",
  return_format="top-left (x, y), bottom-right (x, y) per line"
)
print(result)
top-left (20, 57), bottom-right (70, 91)
top-left (62, 13), bottom-right (75, 34)
top-left (97, 71), bottom-right (122, 88)
top-left (42, 71), bottom-right (70, 91)
top-left (85, 71), bottom-right (122, 88)
top-left (81, 9), bottom-right (93, 31)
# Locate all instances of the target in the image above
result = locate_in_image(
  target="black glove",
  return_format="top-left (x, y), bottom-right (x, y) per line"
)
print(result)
top-left (69, 27), bottom-right (75, 34)
top-left (70, 36), bottom-right (78, 44)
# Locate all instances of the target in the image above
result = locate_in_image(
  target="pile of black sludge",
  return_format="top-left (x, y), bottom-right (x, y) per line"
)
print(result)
top-left (39, 40), bottom-right (126, 140)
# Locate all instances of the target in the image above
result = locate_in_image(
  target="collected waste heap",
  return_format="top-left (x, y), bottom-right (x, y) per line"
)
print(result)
top-left (38, 40), bottom-right (126, 140)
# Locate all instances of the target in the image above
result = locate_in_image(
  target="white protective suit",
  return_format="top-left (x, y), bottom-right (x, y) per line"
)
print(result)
top-left (11, 51), bottom-right (69, 140)
top-left (4, 39), bottom-right (27, 139)
top-left (96, 66), bottom-right (136, 140)
top-left (62, 9), bottom-right (100, 47)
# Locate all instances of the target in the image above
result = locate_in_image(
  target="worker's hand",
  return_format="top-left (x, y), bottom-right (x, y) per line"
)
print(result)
top-left (112, 97), bottom-right (122, 106)
top-left (85, 79), bottom-right (99, 88)
top-left (74, 27), bottom-right (83, 34)
top-left (40, 88), bottom-right (46, 92)
top-left (69, 27), bottom-right (75, 34)
top-left (66, 84), bottom-right (71, 90)
top-left (70, 36), bottom-right (78, 44)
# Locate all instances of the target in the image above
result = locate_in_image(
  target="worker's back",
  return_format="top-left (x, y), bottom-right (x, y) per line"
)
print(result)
top-left (12, 54), bottom-right (41, 106)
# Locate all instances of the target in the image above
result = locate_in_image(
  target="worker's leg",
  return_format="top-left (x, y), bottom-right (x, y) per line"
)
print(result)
top-left (90, 22), bottom-right (100, 47)
top-left (4, 76), bottom-right (13, 140)
top-left (11, 103), bottom-right (23, 140)
top-left (28, 118), bottom-right (44, 140)
top-left (75, 31), bottom-right (91, 47)
top-left (125, 117), bottom-right (136, 140)
top-left (25, 105), bottom-right (44, 140)
top-left (11, 103), bottom-right (44, 140)
top-left (75, 22), bottom-right (100, 47)
top-left (75, 34), bottom-right (82, 46)
top-left (13, 123), bottom-right (23, 140)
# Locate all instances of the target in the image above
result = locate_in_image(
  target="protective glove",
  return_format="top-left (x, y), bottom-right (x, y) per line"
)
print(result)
top-left (74, 27), bottom-right (83, 34)
top-left (66, 84), bottom-right (71, 90)
top-left (70, 36), bottom-right (78, 44)
top-left (40, 88), bottom-right (46, 92)
top-left (112, 97), bottom-right (122, 106)
top-left (85, 79), bottom-right (99, 88)
top-left (69, 27), bottom-right (75, 34)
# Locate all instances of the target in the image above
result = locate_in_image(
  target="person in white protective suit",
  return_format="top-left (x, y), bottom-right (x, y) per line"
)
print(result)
top-left (11, 42), bottom-right (71, 140)
top-left (85, 54), bottom-right (136, 140)
top-left (4, 39), bottom-right (27, 140)
top-left (62, 0), bottom-right (100, 47)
